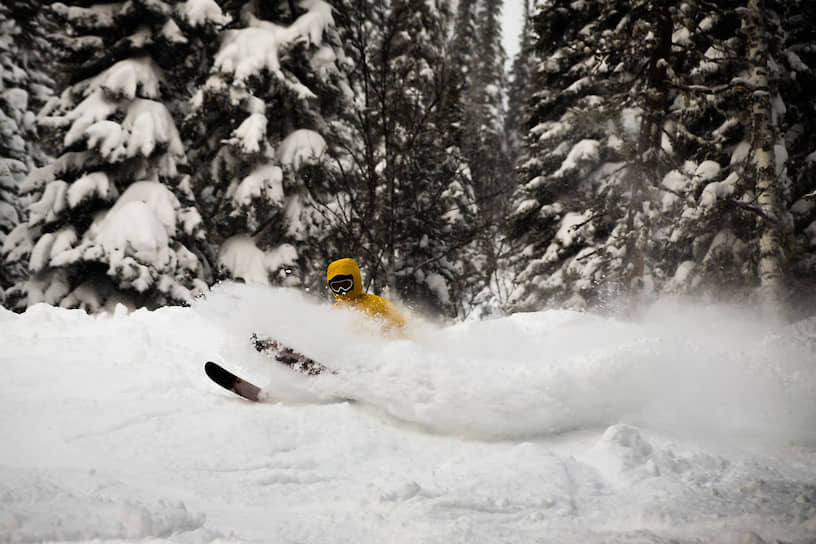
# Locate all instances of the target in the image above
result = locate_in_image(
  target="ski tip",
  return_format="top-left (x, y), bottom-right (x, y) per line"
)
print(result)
top-left (204, 361), bottom-right (262, 402)
top-left (204, 360), bottom-right (222, 377)
top-left (204, 361), bottom-right (238, 388)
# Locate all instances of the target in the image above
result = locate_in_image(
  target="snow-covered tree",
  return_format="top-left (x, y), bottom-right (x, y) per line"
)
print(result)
top-left (507, 0), bottom-right (722, 310)
top-left (465, 0), bottom-right (512, 207)
top-left (445, 0), bottom-right (478, 127)
top-left (3, 0), bottom-right (229, 312)
top-left (508, 0), bottom-right (816, 314)
top-left (508, 0), bottom-right (646, 311)
top-left (330, 0), bottom-right (479, 316)
top-left (451, 0), bottom-right (515, 316)
top-left (186, 0), bottom-right (349, 293)
top-left (650, 1), bottom-right (807, 311)
top-left (782, 0), bottom-right (816, 317)
top-left (505, 0), bottom-right (536, 162)
top-left (0, 1), bottom-right (53, 305)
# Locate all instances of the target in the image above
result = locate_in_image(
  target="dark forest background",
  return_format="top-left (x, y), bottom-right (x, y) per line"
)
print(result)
top-left (1, 0), bottom-right (814, 320)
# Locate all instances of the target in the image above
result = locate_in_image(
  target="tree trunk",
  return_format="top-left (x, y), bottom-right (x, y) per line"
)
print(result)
top-left (744, 0), bottom-right (787, 309)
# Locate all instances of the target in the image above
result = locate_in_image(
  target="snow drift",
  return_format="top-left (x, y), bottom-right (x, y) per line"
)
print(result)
top-left (199, 283), bottom-right (816, 444)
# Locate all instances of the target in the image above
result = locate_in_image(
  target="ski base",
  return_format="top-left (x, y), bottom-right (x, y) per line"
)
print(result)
top-left (205, 361), bottom-right (262, 402)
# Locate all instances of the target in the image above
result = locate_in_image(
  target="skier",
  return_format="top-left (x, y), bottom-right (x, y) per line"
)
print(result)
top-left (251, 257), bottom-right (405, 376)
top-left (327, 257), bottom-right (406, 333)
top-left (211, 257), bottom-right (407, 393)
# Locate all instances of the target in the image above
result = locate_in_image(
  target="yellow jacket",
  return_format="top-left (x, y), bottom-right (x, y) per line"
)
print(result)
top-left (327, 258), bottom-right (406, 333)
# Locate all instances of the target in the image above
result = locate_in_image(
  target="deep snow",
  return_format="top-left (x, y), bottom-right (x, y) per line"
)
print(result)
top-left (1, 283), bottom-right (816, 543)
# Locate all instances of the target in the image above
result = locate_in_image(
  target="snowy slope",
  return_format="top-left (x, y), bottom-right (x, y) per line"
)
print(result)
top-left (1, 283), bottom-right (816, 543)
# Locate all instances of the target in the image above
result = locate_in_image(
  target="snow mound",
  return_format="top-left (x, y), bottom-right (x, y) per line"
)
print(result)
top-left (0, 468), bottom-right (205, 542)
top-left (3, 288), bottom-right (816, 543)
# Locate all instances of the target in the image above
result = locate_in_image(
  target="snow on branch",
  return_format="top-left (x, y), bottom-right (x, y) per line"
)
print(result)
top-left (29, 227), bottom-right (78, 273)
top-left (217, 235), bottom-right (297, 285)
top-left (83, 121), bottom-right (125, 161)
top-left (122, 99), bottom-right (185, 161)
top-left (310, 45), bottom-right (337, 74)
top-left (1, 224), bottom-right (33, 263)
top-left (277, 129), bottom-right (326, 170)
top-left (42, 182), bottom-right (202, 296)
top-left (215, 0), bottom-right (334, 83)
top-left (113, 181), bottom-right (183, 237)
top-left (229, 113), bottom-right (267, 154)
top-left (29, 180), bottom-right (69, 227)
top-left (176, 0), bottom-right (231, 28)
top-left (160, 18), bottom-right (188, 45)
top-left (97, 201), bottom-right (172, 280)
top-left (699, 172), bottom-right (738, 208)
top-left (285, 0), bottom-right (334, 46)
top-left (227, 164), bottom-right (284, 209)
top-left (56, 89), bottom-right (118, 148)
top-left (93, 57), bottom-right (164, 101)
top-left (543, 211), bottom-right (595, 264)
top-left (552, 139), bottom-right (600, 178)
top-left (215, 28), bottom-right (281, 82)
top-left (50, 2), bottom-right (123, 30)
top-left (67, 172), bottom-right (118, 209)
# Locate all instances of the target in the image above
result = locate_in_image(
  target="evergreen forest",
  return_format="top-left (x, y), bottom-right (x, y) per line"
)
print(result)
top-left (1, 0), bottom-right (814, 320)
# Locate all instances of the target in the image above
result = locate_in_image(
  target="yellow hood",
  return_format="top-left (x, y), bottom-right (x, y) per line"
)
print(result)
top-left (327, 258), bottom-right (363, 299)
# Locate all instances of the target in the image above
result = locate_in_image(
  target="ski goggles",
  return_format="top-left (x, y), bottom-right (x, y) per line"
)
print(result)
top-left (328, 274), bottom-right (354, 295)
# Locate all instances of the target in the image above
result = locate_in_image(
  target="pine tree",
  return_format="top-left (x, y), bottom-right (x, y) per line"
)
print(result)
top-left (509, 0), bottom-right (816, 313)
top-left (434, 0), bottom-right (516, 317)
top-left (463, 0), bottom-right (515, 314)
top-left (508, 0), bottom-right (638, 311)
top-left (507, 0), bottom-right (733, 310)
top-left (781, 0), bottom-right (816, 316)
top-left (505, 0), bottom-right (535, 161)
top-left (0, 1), bottom-right (53, 305)
top-left (3, 0), bottom-right (229, 312)
top-left (186, 0), bottom-right (351, 293)
top-left (467, 0), bottom-right (512, 205)
top-left (653, 1), bottom-right (802, 307)
top-left (446, 0), bottom-right (478, 131)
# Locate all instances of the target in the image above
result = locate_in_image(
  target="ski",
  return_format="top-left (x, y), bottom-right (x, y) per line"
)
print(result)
top-left (250, 333), bottom-right (334, 375)
top-left (205, 361), bottom-right (353, 405)
top-left (205, 361), bottom-right (262, 402)
top-left (205, 337), bottom-right (334, 402)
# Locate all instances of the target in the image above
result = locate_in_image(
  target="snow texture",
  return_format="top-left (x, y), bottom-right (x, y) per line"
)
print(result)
top-left (96, 201), bottom-right (172, 276)
top-left (67, 171), bottom-right (117, 208)
top-left (215, 28), bottom-right (281, 82)
top-left (217, 235), bottom-right (297, 285)
top-left (91, 57), bottom-right (163, 101)
top-left (277, 129), bottom-right (327, 169)
top-left (177, 0), bottom-right (231, 28)
top-left (2, 285), bottom-right (815, 543)
top-left (700, 172), bottom-right (739, 208)
top-left (60, 181), bottom-right (182, 277)
top-left (286, 0), bottom-right (334, 46)
top-left (553, 139), bottom-right (600, 178)
top-left (543, 210), bottom-right (594, 263)
top-left (227, 164), bottom-right (284, 209)
top-left (424, 272), bottom-right (450, 305)
top-left (230, 113), bottom-right (267, 154)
